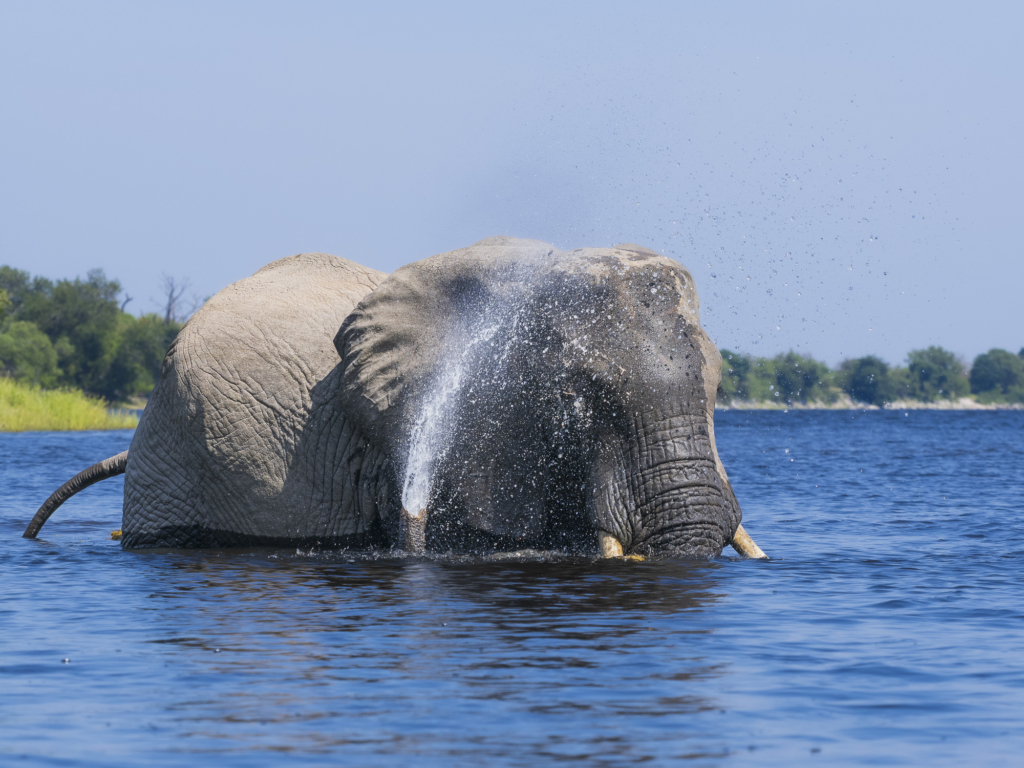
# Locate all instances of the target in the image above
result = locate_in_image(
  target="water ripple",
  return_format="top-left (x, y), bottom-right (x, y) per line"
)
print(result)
top-left (1, 412), bottom-right (1023, 765)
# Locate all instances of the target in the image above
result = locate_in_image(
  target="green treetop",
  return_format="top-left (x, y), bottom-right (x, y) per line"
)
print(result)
top-left (0, 265), bottom-right (185, 401)
top-left (970, 349), bottom-right (1024, 403)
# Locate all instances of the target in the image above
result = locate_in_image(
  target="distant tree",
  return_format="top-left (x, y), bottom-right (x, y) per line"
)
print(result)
top-left (970, 349), bottom-right (1024, 400)
top-left (0, 288), bottom-right (10, 322)
top-left (0, 266), bottom-right (30, 299)
top-left (716, 350), bottom-right (840, 404)
top-left (745, 356), bottom-right (778, 401)
top-left (159, 275), bottom-right (200, 325)
top-left (19, 270), bottom-right (123, 394)
top-left (905, 346), bottom-right (969, 401)
top-left (0, 264), bottom-right (190, 401)
top-left (773, 352), bottom-right (817, 403)
top-left (840, 356), bottom-right (895, 406)
top-left (886, 367), bottom-right (915, 401)
top-left (104, 314), bottom-right (183, 401)
top-left (718, 349), bottom-right (751, 402)
top-left (0, 321), bottom-right (59, 387)
top-left (0, 266), bottom-right (38, 321)
top-left (772, 352), bottom-right (836, 404)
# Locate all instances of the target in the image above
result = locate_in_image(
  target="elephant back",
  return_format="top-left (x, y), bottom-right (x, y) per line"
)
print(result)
top-left (123, 253), bottom-right (386, 547)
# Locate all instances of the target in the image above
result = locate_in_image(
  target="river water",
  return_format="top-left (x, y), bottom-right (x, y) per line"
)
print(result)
top-left (1, 411), bottom-right (1022, 766)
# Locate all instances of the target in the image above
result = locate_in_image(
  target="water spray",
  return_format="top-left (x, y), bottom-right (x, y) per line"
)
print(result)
top-left (397, 268), bottom-right (535, 553)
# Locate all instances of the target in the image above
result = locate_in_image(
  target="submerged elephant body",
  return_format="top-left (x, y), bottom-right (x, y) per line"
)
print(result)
top-left (122, 252), bottom-right (387, 547)
top-left (35, 237), bottom-right (760, 559)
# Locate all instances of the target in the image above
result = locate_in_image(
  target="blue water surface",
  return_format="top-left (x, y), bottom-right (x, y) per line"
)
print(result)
top-left (1, 411), bottom-right (1022, 766)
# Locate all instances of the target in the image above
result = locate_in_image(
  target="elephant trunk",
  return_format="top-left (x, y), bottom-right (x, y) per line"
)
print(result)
top-left (591, 405), bottom-right (768, 559)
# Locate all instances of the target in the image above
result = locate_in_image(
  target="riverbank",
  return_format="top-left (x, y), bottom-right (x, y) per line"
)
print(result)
top-left (0, 378), bottom-right (138, 432)
top-left (718, 394), bottom-right (1023, 410)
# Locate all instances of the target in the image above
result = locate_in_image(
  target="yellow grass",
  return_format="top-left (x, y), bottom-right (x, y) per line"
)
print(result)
top-left (0, 377), bottom-right (138, 432)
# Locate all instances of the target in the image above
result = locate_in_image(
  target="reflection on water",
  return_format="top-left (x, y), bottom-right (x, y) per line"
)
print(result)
top-left (2, 412), bottom-right (1024, 765)
top-left (4, 544), bottom-right (727, 764)
top-left (149, 553), bottom-right (725, 761)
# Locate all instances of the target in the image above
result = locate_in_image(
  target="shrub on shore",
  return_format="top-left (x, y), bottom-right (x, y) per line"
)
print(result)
top-left (837, 356), bottom-right (893, 406)
top-left (719, 351), bottom-right (841, 405)
top-left (0, 377), bottom-right (138, 432)
top-left (905, 346), bottom-right (970, 402)
top-left (970, 348), bottom-right (1024, 404)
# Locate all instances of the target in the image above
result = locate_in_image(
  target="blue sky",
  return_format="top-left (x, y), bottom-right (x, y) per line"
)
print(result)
top-left (1, 1), bottom-right (1020, 365)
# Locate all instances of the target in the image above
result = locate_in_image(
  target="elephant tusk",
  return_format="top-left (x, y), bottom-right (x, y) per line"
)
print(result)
top-left (399, 507), bottom-right (427, 554)
top-left (597, 530), bottom-right (624, 558)
top-left (730, 523), bottom-right (768, 559)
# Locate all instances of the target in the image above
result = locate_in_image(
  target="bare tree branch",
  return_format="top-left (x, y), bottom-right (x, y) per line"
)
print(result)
top-left (159, 275), bottom-right (191, 325)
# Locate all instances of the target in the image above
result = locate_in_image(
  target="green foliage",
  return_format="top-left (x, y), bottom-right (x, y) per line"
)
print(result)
top-left (718, 349), bottom-right (751, 401)
top-left (0, 321), bottom-right (59, 386)
top-left (839, 348), bottom-right (970, 404)
top-left (718, 350), bottom-right (841, 404)
top-left (905, 346), bottom-right (969, 401)
top-left (20, 270), bottom-right (124, 396)
top-left (720, 345), bottom-right (1008, 407)
top-left (0, 266), bottom-right (31, 311)
top-left (970, 349), bottom-right (1024, 404)
top-left (0, 264), bottom-right (184, 402)
top-left (0, 288), bottom-right (10, 322)
top-left (105, 314), bottom-right (182, 400)
top-left (970, 348), bottom-right (1023, 393)
top-left (839, 356), bottom-right (895, 406)
top-left (771, 352), bottom-right (835, 403)
top-left (886, 367), bottom-right (916, 400)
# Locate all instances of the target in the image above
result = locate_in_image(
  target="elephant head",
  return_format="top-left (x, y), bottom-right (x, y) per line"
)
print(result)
top-left (335, 237), bottom-right (759, 559)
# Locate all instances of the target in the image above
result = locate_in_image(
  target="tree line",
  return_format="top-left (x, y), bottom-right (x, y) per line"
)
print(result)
top-left (2, 263), bottom-right (1021, 406)
top-left (0, 266), bottom-right (193, 402)
top-left (718, 346), bottom-right (1024, 406)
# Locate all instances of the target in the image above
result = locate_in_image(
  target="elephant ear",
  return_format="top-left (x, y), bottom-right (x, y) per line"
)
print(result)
top-left (334, 236), bottom-right (557, 435)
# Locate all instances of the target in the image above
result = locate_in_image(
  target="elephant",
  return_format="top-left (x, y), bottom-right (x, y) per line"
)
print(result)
top-left (24, 237), bottom-right (766, 560)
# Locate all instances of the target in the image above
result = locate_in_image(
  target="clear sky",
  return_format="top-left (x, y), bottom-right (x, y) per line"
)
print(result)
top-left (1, 1), bottom-right (1021, 366)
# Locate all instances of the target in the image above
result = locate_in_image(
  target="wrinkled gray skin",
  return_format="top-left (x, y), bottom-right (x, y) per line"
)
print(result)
top-left (124, 237), bottom-right (743, 557)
